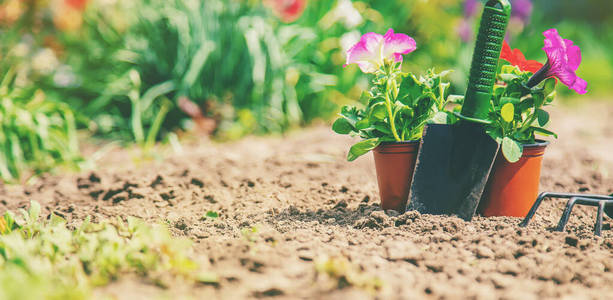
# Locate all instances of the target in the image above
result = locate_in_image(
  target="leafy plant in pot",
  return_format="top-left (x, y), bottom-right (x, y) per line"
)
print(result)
top-left (475, 29), bottom-right (587, 217)
top-left (332, 29), bottom-right (452, 212)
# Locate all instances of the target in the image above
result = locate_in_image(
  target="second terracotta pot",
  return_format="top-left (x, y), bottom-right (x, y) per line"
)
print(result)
top-left (478, 140), bottom-right (549, 217)
top-left (372, 140), bottom-right (420, 212)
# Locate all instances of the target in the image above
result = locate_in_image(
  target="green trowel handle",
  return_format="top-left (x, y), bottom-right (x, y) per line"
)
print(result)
top-left (461, 0), bottom-right (511, 120)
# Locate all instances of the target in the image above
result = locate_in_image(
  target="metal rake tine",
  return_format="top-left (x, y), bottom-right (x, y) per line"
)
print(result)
top-left (595, 201), bottom-right (606, 237)
top-left (520, 192), bottom-right (551, 227)
top-left (555, 197), bottom-right (578, 232)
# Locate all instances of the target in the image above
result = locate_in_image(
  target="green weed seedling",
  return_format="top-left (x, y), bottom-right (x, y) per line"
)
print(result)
top-left (315, 256), bottom-right (383, 293)
top-left (0, 201), bottom-right (215, 299)
top-left (241, 226), bottom-right (260, 243)
top-left (203, 211), bottom-right (219, 220)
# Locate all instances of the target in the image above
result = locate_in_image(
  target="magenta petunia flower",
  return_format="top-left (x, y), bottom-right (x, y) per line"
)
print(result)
top-left (464, 0), bottom-right (479, 18)
top-left (527, 29), bottom-right (587, 94)
top-left (344, 29), bottom-right (416, 73)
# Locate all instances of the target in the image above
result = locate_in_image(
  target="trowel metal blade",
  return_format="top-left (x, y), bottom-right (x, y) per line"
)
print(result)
top-left (407, 123), bottom-right (500, 221)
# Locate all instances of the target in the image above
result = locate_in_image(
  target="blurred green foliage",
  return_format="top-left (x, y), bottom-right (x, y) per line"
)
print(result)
top-left (0, 69), bottom-right (81, 182)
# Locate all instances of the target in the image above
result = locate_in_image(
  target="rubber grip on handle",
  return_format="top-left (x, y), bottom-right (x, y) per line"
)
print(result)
top-left (461, 0), bottom-right (511, 120)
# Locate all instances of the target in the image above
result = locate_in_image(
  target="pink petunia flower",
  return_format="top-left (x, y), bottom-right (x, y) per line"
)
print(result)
top-left (344, 29), bottom-right (416, 73)
top-left (527, 29), bottom-right (587, 94)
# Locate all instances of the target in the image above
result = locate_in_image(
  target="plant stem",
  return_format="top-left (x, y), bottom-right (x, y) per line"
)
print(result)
top-left (385, 80), bottom-right (401, 142)
top-left (145, 97), bottom-right (172, 150)
top-left (129, 90), bottom-right (145, 144)
top-left (518, 111), bottom-right (538, 134)
top-left (526, 63), bottom-right (550, 88)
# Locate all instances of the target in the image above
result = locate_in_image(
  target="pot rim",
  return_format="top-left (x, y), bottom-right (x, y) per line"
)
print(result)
top-left (378, 139), bottom-right (420, 146)
top-left (522, 139), bottom-right (550, 148)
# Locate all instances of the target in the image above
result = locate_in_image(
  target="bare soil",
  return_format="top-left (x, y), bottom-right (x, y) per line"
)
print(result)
top-left (2, 100), bottom-right (613, 299)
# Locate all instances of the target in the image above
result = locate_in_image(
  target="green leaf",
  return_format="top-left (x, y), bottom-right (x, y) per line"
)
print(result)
top-left (395, 103), bottom-right (414, 119)
top-left (532, 92), bottom-right (545, 108)
top-left (536, 109), bottom-right (549, 126)
top-left (486, 128), bottom-right (504, 144)
top-left (355, 118), bottom-right (370, 130)
top-left (505, 80), bottom-right (526, 98)
top-left (369, 102), bottom-right (387, 120)
top-left (28, 201), bottom-right (41, 222)
top-left (339, 106), bottom-right (359, 127)
top-left (501, 103), bottom-right (515, 123)
top-left (205, 211), bottom-right (219, 219)
top-left (438, 82), bottom-right (450, 101)
top-left (532, 127), bottom-right (558, 138)
top-left (543, 77), bottom-right (556, 96)
top-left (493, 86), bottom-right (505, 100)
top-left (373, 123), bottom-right (391, 135)
top-left (518, 98), bottom-right (535, 113)
top-left (501, 64), bottom-right (522, 75)
top-left (446, 95), bottom-right (464, 104)
top-left (332, 118), bottom-right (353, 135)
top-left (545, 91), bottom-right (556, 104)
top-left (140, 80), bottom-right (176, 112)
top-left (49, 213), bottom-right (66, 226)
top-left (347, 138), bottom-right (380, 162)
top-left (431, 111), bottom-right (449, 124)
top-left (499, 73), bottom-right (519, 81)
top-left (500, 97), bottom-right (520, 106)
top-left (397, 73), bottom-right (422, 105)
top-left (4, 211), bottom-right (15, 231)
top-left (512, 130), bottom-right (533, 143)
top-left (359, 91), bottom-right (370, 105)
top-left (501, 137), bottom-right (523, 163)
top-left (197, 272), bottom-right (219, 284)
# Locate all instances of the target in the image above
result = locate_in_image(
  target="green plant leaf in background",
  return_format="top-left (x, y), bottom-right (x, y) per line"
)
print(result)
top-left (0, 71), bottom-right (83, 182)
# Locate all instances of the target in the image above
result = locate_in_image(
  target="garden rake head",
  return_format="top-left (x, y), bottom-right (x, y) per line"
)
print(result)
top-left (520, 192), bottom-right (613, 236)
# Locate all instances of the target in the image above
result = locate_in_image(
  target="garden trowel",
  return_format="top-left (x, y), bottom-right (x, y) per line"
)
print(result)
top-left (407, 0), bottom-right (511, 221)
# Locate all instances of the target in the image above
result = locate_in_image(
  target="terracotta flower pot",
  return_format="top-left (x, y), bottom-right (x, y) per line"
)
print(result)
top-left (372, 140), bottom-right (420, 212)
top-left (478, 140), bottom-right (549, 217)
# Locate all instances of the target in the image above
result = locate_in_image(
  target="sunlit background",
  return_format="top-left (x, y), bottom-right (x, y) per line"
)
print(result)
top-left (0, 0), bottom-right (610, 181)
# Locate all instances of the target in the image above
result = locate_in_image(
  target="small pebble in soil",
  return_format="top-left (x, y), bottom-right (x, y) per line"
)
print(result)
top-left (174, 219), bottom-right (189, 231)
top-left (565, 236), bottom-right (579, 247)
top-left (190, 178), bottom-right (204, 188)
top-left (150, 175), bottom-right (164, 188)
top-left (204, 195), bottom-right (217, 203)
top-left (476, 246), bottom-right (494, 259)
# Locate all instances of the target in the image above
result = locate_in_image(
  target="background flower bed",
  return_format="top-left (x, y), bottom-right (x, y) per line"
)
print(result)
top-left (0, 0), bottom-right (610, 180)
